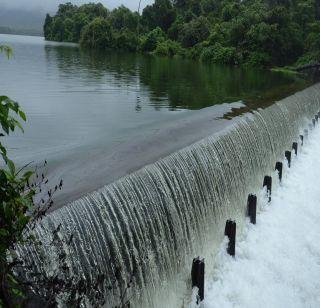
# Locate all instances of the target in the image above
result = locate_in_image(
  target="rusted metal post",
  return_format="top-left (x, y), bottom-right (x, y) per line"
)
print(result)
top-left (225, 220), bottom-right (236, 256)
top-left (247, 194), bottom-right (257, 224)
top-left (292, 142), bottom-right (298, 155)
top-left (275, 162), bottom-right (283, 182)
top-left (285, 151), bottom-right (291, 168)
top-left (191, 257), bottom-right (205, 302)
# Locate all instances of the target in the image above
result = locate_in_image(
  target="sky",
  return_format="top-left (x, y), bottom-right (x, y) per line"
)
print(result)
top-left (1, 0), bottom-right (154, 13)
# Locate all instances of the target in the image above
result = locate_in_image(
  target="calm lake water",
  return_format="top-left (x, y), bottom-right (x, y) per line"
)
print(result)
top-left (0, 34), bottom-right (313, 205)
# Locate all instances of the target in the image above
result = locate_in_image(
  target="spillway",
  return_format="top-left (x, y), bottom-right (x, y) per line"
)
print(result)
top-left (19, 84), bottom-right (320, 307)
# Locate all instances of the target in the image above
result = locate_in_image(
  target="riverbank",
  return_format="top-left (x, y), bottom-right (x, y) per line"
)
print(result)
top-left (203, 119), bottom-right (320, 308)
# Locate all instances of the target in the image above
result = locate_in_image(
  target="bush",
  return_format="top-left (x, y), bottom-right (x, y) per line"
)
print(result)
top-left (153, 39), bottom-right (184, 57)
top-left (295, 52), bottom-right (320, 68)
top-left (114, 29), bottom-right (139, 51)
top-left (245, 51), bottom-right (271, 67)
top-left (200, 43), bottom-right (238, 64)
top-left (139, 27), bottom-right (166, 52)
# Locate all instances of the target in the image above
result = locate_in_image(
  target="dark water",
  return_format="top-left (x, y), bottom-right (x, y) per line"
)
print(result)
top-left (0, 34), bottom-right (313, 204)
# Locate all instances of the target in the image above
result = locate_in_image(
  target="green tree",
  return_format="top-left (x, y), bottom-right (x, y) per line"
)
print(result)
top-left (72, 12), bottom-right (90, 42)
top-left (142, 0), bottom-right (176, 32)
top-left (43, 14), bottom-right (53, 40)
top-left (114, 29), bottom-right (139, 51)
top-left (140, 27), bottom-right (166, 52)
top-left (179, 16), bottom-right (210, 47)
top-left (80, 17), bottom-right (114, 49)
top-left (44, 0), bottom-right (320, 68)
top-left (110, 5), bottom-right (139, 32)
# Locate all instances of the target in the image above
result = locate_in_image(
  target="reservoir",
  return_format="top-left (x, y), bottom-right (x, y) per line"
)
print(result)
top-left (0, 33), bottom-right (313, 208)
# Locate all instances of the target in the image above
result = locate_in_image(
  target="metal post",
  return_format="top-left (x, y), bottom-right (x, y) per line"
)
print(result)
top-left (247, 194), bottom-right (257, 224)
top-left (275, 162), bottom-right (283, 182)
top-left (285, 151), bottom-right (291, 168)
top-left (225, 220), bottom-right (236, 256)
top-left (292, 142), bottom-right (298, 155)
top-left (263, 176), bottom-right (272, 202)
top-left (191, 257), bottom-right (205, 303)
top-left (299, 135), bottom-right (304, 146)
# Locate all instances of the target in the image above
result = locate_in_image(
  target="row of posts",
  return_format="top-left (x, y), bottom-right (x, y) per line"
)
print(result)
top-left (191, 111), bottom-right (320, 303)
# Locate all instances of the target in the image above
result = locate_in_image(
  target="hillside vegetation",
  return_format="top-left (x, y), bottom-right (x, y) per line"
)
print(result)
top-left (43, 0), bottom-right (320, 68)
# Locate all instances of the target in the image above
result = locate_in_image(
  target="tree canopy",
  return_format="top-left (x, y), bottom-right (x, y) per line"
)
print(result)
top-left (44, 0), bottom-right (320, 68)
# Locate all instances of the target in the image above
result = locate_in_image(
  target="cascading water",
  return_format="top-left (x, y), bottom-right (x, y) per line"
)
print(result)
top-left (19, 84), bottom-right (320, 307)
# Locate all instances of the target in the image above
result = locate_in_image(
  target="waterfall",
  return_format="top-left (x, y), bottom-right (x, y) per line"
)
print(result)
top-left (19, 84), bottom-right (320, 307)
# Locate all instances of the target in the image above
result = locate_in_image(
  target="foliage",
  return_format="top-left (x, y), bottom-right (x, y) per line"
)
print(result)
top-left (110, 5), bottom-right (139, 32)
top-left (114, 29), bottom-right (139, 52)
top-left (0, 47), bottom-right (62, 307)
top-left (141, 0), bottom-right (176, 32)
top-left (45, 0), bottom-right (320, 68)
top-left (178, 16), bottom-right (210, 48)
top-left (153, 39), bottom-right (184, 57)
top-left (140, 27), bottom-right (165, 52)
top-left (200, 43), bottom-right (238, 65)
top-left (80, 17), bottom-right (114, 49)
top-left (44, 2), bottom-right (109, 42)
top-left (0, 93), bottom-right (34, 307)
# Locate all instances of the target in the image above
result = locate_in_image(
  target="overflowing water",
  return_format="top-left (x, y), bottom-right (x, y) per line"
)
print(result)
top-left (204, 111), bottom-right (320, 308)
top-left (19, 84), bottom-right (320, 307)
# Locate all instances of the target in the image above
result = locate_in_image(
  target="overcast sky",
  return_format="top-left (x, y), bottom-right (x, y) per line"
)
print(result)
top-left (1, 0), bottom-right (154, 13)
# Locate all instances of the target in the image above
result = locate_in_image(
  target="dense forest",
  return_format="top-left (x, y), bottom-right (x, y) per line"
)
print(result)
top-left (43, 0), bottom-right (320, 68)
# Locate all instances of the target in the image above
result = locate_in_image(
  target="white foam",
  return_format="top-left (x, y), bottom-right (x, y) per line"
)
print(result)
top-left (202, 125), bottom-right (320, 308)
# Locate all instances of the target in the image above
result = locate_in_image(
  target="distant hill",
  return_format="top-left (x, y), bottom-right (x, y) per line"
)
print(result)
top-left (0, 7), bottom-right (44, 36)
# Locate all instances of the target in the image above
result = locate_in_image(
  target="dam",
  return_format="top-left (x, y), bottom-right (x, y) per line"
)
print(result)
top-left (18, 83), bottom-right (320, 307)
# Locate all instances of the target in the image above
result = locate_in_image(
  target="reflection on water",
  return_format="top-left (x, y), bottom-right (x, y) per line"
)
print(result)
top-left (0, 34), bottom-right (313, 168)
top-left (45, 45), bottom-right (312, 111)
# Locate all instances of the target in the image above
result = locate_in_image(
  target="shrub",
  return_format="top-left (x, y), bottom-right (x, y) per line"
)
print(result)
top-left (200, 43), bottom-right (238, 64)
top-left (245, 51), bottom-right (271, 67)
top-left (139, 27), bottom-right (166, 52)
top-left (153, 39), bottom-right (184, 57)
top-left (295, 52), bottom-right (320, 68)
top-left (114, 29), bottom-right (139, 51)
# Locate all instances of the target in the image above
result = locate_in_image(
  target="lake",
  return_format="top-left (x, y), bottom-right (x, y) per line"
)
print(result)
top-left (0, 34), bottom-right (313, 207)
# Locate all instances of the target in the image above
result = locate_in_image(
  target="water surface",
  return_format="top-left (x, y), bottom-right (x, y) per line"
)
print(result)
top-left (0, 34), bottom-right (312, 205)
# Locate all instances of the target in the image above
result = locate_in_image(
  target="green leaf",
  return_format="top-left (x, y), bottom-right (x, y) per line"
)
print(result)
top-left (0, 228), bottom-right (9, 237)
top-left (7, 159), bottom-right (16, 176)
top-left (18, 110), bottom-right (26, 121)
top-left (23, 171), bottom-right (34, 180)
